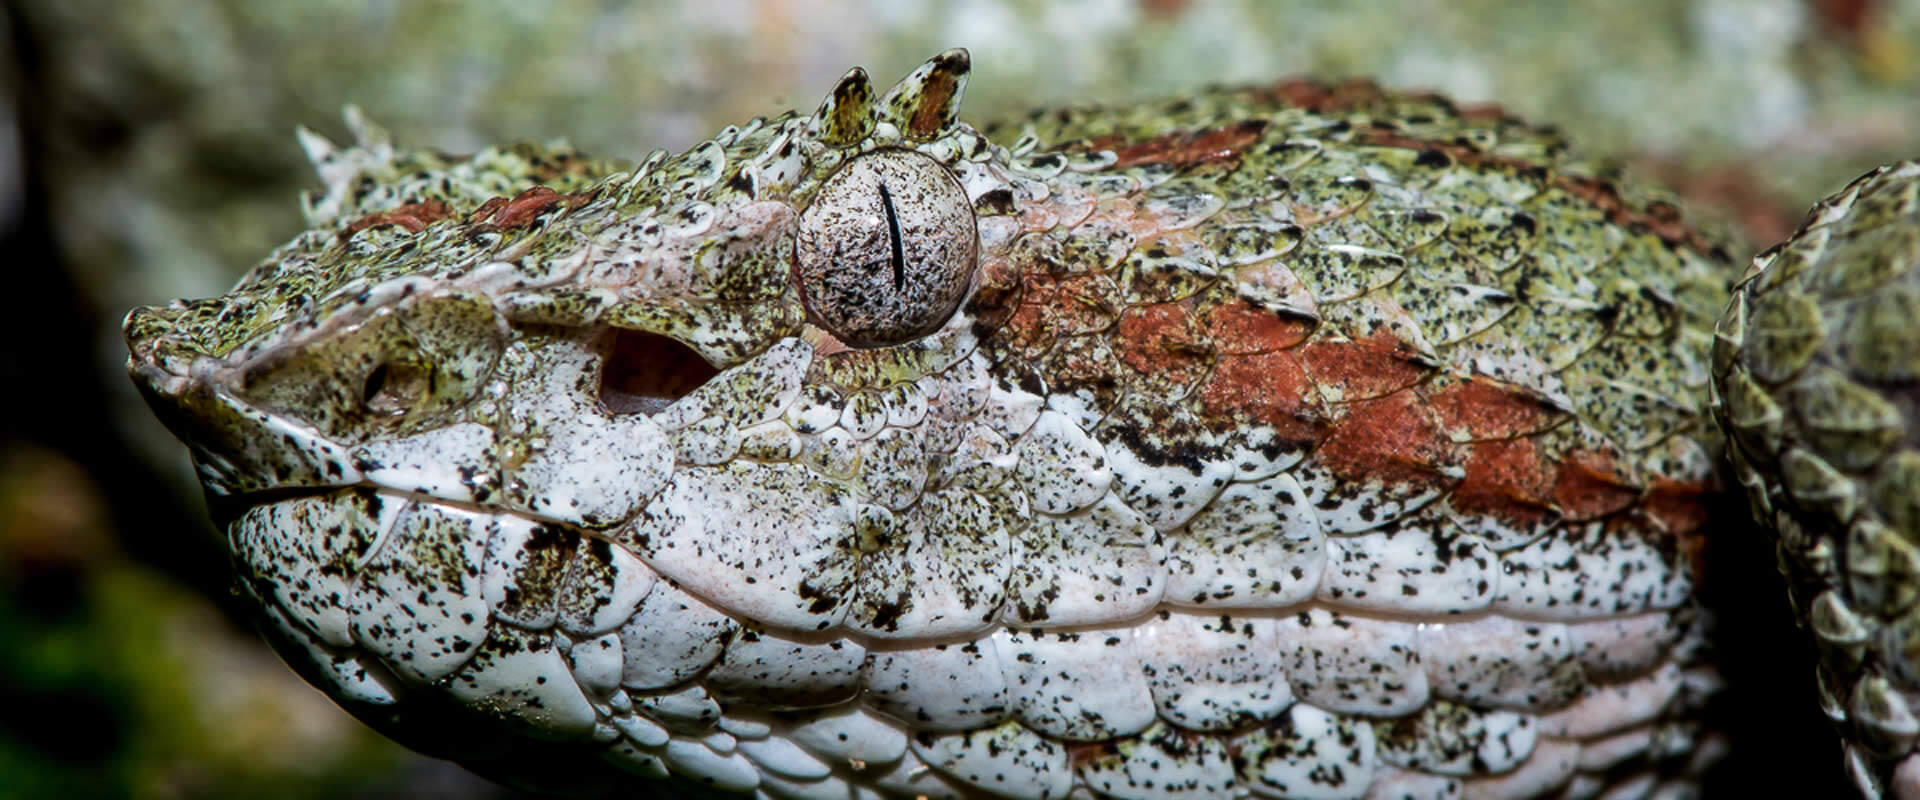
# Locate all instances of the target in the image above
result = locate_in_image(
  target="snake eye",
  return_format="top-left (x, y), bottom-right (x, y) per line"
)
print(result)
top-left (795, 149), bottom-right (976, 348)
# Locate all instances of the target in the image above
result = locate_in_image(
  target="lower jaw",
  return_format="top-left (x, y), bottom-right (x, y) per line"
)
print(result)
top-left (223, 484), bottom-right (1717, 799)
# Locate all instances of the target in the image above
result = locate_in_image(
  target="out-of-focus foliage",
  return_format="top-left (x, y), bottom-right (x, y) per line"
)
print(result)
top-left (0, 446), bottom-right (417, 800)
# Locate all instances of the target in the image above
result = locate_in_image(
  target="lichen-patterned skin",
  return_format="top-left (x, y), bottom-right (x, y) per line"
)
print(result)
top-left (125, 51), bottom-right (1735, 799)
top-left (1713, 161), bottom-right (1920, 799)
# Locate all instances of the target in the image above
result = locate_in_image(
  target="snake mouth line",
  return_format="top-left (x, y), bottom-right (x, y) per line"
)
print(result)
top-left (207, 482), bottom-right (601, 537)
top-left (224, 477), bottom-right (1698, 651)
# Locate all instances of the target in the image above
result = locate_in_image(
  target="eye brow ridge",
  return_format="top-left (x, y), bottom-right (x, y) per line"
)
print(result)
top-left (877, 179), bottom-right (905, 292)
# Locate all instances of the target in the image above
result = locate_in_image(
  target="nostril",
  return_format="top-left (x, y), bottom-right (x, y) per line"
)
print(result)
top-left (598, 329), bottom-right (720, 416)
top-left (361, 363), bottom-right (390, 406)
top-left (361, 361), bottom-right (427, 416)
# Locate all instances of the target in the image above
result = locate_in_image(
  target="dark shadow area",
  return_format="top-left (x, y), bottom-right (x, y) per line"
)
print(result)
top-left (1698, 486), bottom-right (1855, 797)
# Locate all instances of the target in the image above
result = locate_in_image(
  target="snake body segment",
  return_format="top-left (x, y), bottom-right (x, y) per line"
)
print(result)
top-left (124, 50), bottom-right (1830, 798)
top-left (1715, 161), bottom-right (1920, 797)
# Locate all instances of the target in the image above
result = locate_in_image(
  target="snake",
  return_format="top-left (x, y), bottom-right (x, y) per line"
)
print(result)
top-left (121, 49), bottom-right (1920, 799)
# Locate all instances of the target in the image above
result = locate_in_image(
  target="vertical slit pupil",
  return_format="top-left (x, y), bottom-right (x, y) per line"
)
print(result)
top-left (878, 179), bottom-right (905, 292)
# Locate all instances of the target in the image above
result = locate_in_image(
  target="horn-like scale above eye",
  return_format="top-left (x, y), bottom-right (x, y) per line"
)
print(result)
top-left (794, 149), bottom-right (976, 348)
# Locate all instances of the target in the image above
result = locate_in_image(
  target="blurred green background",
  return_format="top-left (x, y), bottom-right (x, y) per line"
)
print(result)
top-left (1, 1), bottom-right (1915, 797)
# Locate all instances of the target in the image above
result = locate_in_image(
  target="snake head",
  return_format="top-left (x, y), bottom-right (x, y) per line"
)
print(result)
top-left (123, 49), bottom-right (1045, 655)
top-left (123, 48), bottom-right (1012, 516)
top-left (121, 48), bottom-right (1762, 798)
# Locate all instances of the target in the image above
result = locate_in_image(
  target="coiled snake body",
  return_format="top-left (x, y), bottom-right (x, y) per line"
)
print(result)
top-left (123, 50), bottom-right (1920, 799)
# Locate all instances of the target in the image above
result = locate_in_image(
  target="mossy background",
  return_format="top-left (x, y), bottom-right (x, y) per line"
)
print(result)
top-left (1, 1), bottom-right (1915, 797)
